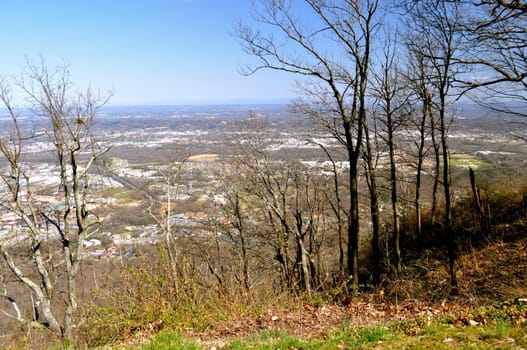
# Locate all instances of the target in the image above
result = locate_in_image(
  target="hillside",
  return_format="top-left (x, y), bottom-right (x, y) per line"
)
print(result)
top-left (112, 235), bottom-right (527, 349)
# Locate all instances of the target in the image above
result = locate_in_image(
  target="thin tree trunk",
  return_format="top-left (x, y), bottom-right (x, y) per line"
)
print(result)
top-left (414, 101), bottom-right (429, 244)
top-left (347, 154), bottom-right (360, 290)
top-left (439, 101), bottom-right (457, 292)
top-left (430, 114), bottom-right (440, 225)
top-left (388, 135), bottom-right (401, 275)
top-left (317, 143), bottom-right (346, 278)
top-left (363, 118), bottom-right (382, 282)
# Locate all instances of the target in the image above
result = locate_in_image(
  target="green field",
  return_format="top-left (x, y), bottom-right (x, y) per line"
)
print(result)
top-left (449, 153), bottom-right (491, 168)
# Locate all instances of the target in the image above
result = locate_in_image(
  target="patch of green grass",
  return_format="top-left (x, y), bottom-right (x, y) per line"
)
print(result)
top-left (227, 330), bottom-right (310, 350)
top-left (384, 319), bottom-right (526, 350)
top-left (128, 331), bottom-right (200, 350)
top-left (449, 154), bottom-right (491, 167)
top-left (352, 324), bottom-right (391, 345)
top-left (97, 187), bottom-right (131, 200)
top-left (48, 342), bottom-right (73, 350)
top-left (484, 318), bottom-right (512, 340)
top-left (112, 300), bottom-right (527, 350)
top-left (231, 324), bottom-right (389, 349)
top-left (124, 318), bottom-right (527, 350)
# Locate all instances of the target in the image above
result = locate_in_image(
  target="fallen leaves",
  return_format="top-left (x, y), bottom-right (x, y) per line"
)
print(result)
top-left (186, 299), bottom-right (465, 342)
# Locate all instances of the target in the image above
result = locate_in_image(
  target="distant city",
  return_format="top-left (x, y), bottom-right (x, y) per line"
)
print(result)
top-left (0, 103), bottom-right (526, 260)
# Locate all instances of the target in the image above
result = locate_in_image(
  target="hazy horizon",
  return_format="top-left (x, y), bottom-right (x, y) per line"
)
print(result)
top-left (0, 1), bottom-right (303, 106)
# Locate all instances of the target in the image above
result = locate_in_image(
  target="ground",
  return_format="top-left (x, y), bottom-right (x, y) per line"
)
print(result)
top-left (118, 235), bottom-right (527, 349)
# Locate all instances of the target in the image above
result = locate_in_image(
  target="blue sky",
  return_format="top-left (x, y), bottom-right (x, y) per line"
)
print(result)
top-left (0, 1), bottom-right (298, 105)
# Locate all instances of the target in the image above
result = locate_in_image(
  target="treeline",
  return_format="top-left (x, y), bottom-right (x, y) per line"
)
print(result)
top-left (228, 0), bottom-right (527, 292)
top-left (151, 0), bottom-right (527, 302)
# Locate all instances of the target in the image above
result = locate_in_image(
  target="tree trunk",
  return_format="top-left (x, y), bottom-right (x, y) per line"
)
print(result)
top-left (389, 141), bottom-right (401, 276)
top-left (363, 117), bottom-right (382, 282)
top-left (347, 154), bottom-right (360, 290)
top-left (414, 101), bottom-right (429, 244)
top-left (469, 167), bottom-right (490, 237)
top-left (430, 113), bottom-right (440, 225)
top-left (439, 97), bottom-right (457, 292)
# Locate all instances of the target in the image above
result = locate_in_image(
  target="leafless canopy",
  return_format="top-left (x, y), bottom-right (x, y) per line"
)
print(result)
top-left (0, 57), bottom-right (110, 340)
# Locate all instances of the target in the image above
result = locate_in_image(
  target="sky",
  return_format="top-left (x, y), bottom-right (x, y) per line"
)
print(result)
top-left (0, 0), bottom-right (299, 106)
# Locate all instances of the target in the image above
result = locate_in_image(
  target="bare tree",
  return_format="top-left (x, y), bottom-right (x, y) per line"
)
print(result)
top-left (226, 115), bottom-right (337, 296)
top-left (146, 151), bottom-right (190, 296)
top-left (237, 0), bottom-right (381, 289)
top-left (404, 0), bottom-right (465, 291)
top-left (0, 59), bottom-right (110, 340)
top-left (241, 149), bottom-right (316, 295)
top-left (403, 42), bottom-right (436, 243)
top-left (311, 140), bottom-right (348, 279)
top-left (371, 34), bottom-right (409, 276)
top-left (222, 186), bottom-right (254, 294)
top-left (361, 111), bottom-right (382, 281)
top-left (457, 0), bottom-right (527, 117)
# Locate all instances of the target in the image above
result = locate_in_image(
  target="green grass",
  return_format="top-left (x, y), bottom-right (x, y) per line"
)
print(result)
top-left (386, 320), bottom-right (525, 349)
top-left (97, 187), bottom-right (131, 200)
top-left (125, 317), bottom-right (526, 350)
top-left (124, 331), bottom-right (200, 350)
top-left (227, 330), bottom-right (310, 350)
top-left (449, 153), bottom-right (491, 167)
